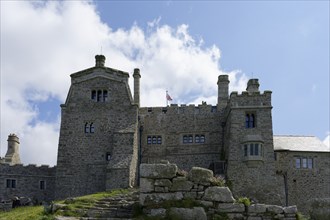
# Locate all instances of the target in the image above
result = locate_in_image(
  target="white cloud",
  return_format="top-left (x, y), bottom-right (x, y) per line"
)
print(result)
top-left (323, 132), bottom-right (330, 149)
top-left (0, 1), bottom-right (247, 165)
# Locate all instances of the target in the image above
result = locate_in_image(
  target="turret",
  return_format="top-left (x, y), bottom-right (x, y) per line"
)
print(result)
top-left (3, 133), bottom-right (21, 165)
top-left (133, 68), bottom-right (141, 106)
top-left (217, 75), bottom-right (229, 110)
top-left (95, 54), bottom-right (106, 67)
top-left (246, 78), bottom-right (259, 94)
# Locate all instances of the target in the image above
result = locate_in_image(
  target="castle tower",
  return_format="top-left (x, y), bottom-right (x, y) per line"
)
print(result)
top-left (55, 55), bottom-right (139, 199)
top-left (217, 75), bottom-right (229, 110)
top-left (3, 134), bottom-right (21, 165)
top-left (224, 78), bottom-right (284, 205)
top-left (133, 68), bottom-right (141, 106)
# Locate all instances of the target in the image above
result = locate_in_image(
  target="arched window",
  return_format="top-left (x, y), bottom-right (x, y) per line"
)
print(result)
top-left (152, 136), bottom-right (157, 144)
top-left (84, 123), bottom-right (89, 133)
top-left (91, 90), bottom-right (96, 101)
top-left (245, 114), bottom-right (250, 128)
top-left (250, 114), bottom-right (255, 128)
top-left (103, 90), bottom-right (108, 102)
top-left (90, 123), bottom-right (95, 133)
top-left (183, 135), bottom-right (188, 143)
top-left (200, 135), bottom-right (205, 143)
top-left (195, 135), bottom-right (200, 143)
top-left (97, 90), bottom-right (102, 102)
top-left (188, 135), bottom-right (193, 143)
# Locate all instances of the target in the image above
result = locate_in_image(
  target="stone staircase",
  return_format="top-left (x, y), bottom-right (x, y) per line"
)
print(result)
top-left (54, 189), bottom-right (139, 220)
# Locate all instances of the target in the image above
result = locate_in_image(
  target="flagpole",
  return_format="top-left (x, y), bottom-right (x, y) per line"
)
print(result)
top-left (166, 90), bottom-right (168, 106)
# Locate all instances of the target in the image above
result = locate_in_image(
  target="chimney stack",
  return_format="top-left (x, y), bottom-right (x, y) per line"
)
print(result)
top-left (133, 68), bottom-right (141, 106)
top-left (95, 55), bottom-right (106, 67)
top-left (217, 75), bottom-right (229, 110)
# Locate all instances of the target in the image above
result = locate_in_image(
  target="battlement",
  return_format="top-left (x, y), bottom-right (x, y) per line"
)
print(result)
top-left (0, 163), bottom-right (56, 176)
top-left (139, 103), bottom-right (218, 115)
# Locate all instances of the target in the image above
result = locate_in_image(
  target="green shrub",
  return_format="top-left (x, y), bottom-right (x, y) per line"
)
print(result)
top-left (237, 197), bottom-right (251, 206)
top-left (210, 175), bottom-right (226, 187)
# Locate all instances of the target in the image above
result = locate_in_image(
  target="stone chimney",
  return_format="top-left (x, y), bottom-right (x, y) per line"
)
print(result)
top-left (246, 79), bottom-right (260, 94)
top-left (217, 75), bottom-right (229, 110)
top-left (133, 68), bottom-right (141, 106)
top-left (3, 134), bottom-right (21, 165)
top-left (95, 55), bottom-right (106, 67)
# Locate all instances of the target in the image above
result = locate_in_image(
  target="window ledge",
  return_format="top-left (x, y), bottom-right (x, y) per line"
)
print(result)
top-left (243, 156), bottom-right (264, 168)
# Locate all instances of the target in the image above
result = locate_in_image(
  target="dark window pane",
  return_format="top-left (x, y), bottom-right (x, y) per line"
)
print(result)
top-left (91, 90), bottom-right (96, 100)
top-left (245, 114), bottom-right (250, 128)
top-left (244, 145), bottom-right (248, 156)
top-left (40, 181), bottom-right (45, 190)
top-left (308, 158), bottom-right (313, 169)
top-left (183, 136), bottom-right (188, 143)
top-left (302, 158), bottom-right (308, 168)
top-left (188, 135), bottom-right (193, 143)
top-left (249, 114), bottom-right (255, 128)
top-left (254, 143), bottom-right (259, 156)
top-left (195, 135), bottom-right (200, 143)
top-left (147, 136), bottom-right (152, 144)
top-left (90, 123), bottom-right (95, 133)
top-left (6, 179), bottom-right (11, 188)
top-left (97, 90), bottom-right (102, 102)
top-left (157, 136), bottom-right (162, 144)
top-left (85, 123), bottom-right (89, 133)
top-left (250, 144), bottom-right (254, 155)
top-left (152, 136), bottom-right (157, 144)
top-left (103, 90), bottom-right (108, 102)
top-left (12, 180), bottom-right (16, 188)
top-left (295, 158), bottom-right (301, 168)
top-left (200, 135), bottom-right (205, 143)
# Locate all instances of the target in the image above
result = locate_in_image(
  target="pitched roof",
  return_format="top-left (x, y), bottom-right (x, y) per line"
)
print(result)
top-left (274, 135), bottom-right (330, 152)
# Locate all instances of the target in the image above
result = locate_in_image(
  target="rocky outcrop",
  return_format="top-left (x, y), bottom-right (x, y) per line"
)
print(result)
top-left (140, 162), bottom-right (298, 220)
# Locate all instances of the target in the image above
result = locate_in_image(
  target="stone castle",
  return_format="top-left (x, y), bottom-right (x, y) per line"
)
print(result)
top-left (1, 55), bottom-right (329, 211)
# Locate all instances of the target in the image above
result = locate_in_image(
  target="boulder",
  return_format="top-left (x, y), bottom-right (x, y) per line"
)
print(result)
top-left (155, 179), bottom-right (172, 187)
top-left (170, 177), bottom-right (193, 191)
top-left (248, 204), bottom-right (267, 213)
top-left (188, 167), bottom-right (213, 185)
top-left (140, 163), bottom-right (177, 179)
top-left (140, 192), bottom-right (183, 206)
top-left (266, 205), bottom-right (283, 214)
top-left (169, 207), bottom-right (207, 220)
top-left (218, 203), bottom-right (245, 212)
top-left (140, 178), bottom-right (154, 193)
top-left (203, 187), bottom-right (235, 203)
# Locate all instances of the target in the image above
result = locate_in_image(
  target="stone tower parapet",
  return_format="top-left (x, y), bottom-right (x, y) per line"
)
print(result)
top-left (2, 134), bottom-right (21, 165)
top-left (246, 78), bottom-right (260, 94)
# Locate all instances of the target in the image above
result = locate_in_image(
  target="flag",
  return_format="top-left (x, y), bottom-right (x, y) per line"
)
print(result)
top-left (166, 92), bottom-right (173, 101)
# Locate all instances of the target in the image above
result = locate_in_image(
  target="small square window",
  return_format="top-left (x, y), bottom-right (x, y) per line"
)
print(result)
top-left (308, 158), bottom-right (313, 169)
top-left (195, 135), bottom-right (200, 143)
top-left (295, 158), bottom-right (301, 168)
top-left (6, 179), bottom-right (16, 188)
top-left (188, 135), bottom-right (193, 143)
top-left (157, 136), bottom-right (162, 144)
top-left (152, 136), bottom-right (157, 144)
top-left (200, 135), bottom-right (205, 143)
top-left (183, 135), bottom-right (188, 143)
top-left (302, 158), bottom-right (308, 168)
top-left (40, 180), bottom-right (45, 190)
top-left (147, 136), bottom-right (152, 144)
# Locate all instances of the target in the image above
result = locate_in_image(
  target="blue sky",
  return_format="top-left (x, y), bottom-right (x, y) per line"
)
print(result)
top-left (1, 1), bottom-right (329, 165)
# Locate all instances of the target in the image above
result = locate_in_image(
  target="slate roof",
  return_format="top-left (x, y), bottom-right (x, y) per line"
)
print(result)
top-left (274, 135), bottom-right (330, 152)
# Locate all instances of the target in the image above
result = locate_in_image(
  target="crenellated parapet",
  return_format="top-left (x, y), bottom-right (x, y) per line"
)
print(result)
top-left (140, 103), bottom-right (218, 115)
top-left (0, 163), bottom-right (56, 176)
top-left (228, 90), bottom-right (272, 109)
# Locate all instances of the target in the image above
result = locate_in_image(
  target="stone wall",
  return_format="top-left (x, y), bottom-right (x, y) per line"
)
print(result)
top-left (139, 104), bottom-right (224, 172)
top-left (139, 162), bottom-right (298, 220)
top-left (0, 164), bottom-right (56, 203)
top-left (275, 151), bottom-right (330, 212)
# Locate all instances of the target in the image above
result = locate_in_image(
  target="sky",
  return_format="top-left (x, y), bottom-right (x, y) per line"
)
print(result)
top-left (0, 1), bottom-right (329, 166)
